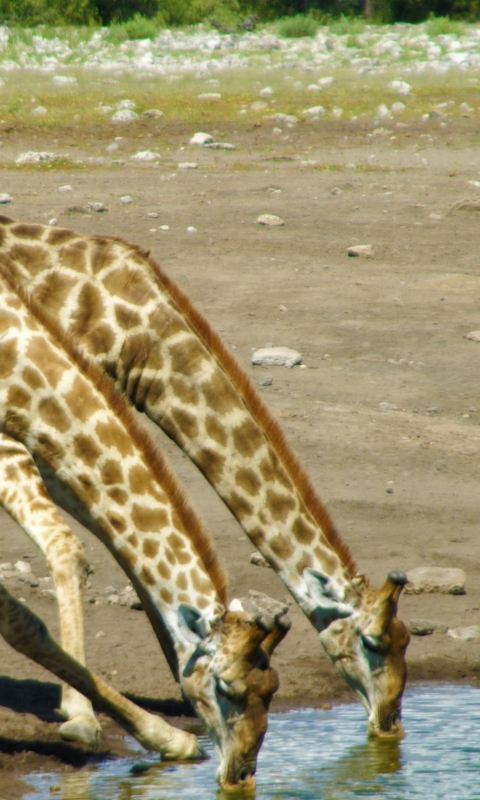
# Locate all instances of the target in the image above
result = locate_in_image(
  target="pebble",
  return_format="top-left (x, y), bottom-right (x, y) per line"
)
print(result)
top-left (257, 214), bottom-right (284, 227)
top-left (257, 375), bottom-right (273, 386)
top-left (251, 100), bottom-right (268, 111)
top-left (331, 187), bottom-right (343, 195)
top-left (15, 560), bottom-right (32, 574)
top-left (198, 93), bottom-right (221, 101)
top-left (106, 142), bottom-right (119, 152)
top-left (264, 113), bottom-right (298, 126)
top-left (143, 109), bottom-right (164, 118)
top-left (131, 150), bottom-right (161, 161)
top-left (447, 625), bottom-right (480, 641)
top-left (190, 132), bottom-right (213, 145)
top-left (178, 162), bottom-right (198, 169)
top-left (0, 193), bottom-right (12, 203)
top-left (405, 566), bottom-right (466, 595)
top-left (58, 184), bottom-right (72, 192)
top-left (252, 346), bottom-right (302, 368)
top-left (408, 618), bottom-right (448, 636)
top-left (187, 226), bottom-right (197, 233)
top-left (388, 80), bottom-right (412, 95)
top-left (112, 109), bottom-right (138, 122)
top-left (347, 244), bottom-right (375, 258)
top-left (465, 330), bottom-right (480, 342)
top-left (16, 151), bottom-right (55, 164)
top-left (259, 86), bottom-right (274, 97)
top-left (303, 105), bottom-right (325, 118)
top-left (205, 142), bottom-right (235, 150)
top-left (87, 201), bottom-right (108, 212)
top-left (52, 75), bottom-right (76, 86)
top-left (250, 552), bottom-right (271, 568)
top-left (32, 106), bottom-right (47, 116)
top-left (120, 195), bottom-right (132, 204)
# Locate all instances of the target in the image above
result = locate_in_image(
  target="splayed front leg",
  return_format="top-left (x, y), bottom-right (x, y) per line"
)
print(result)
top-left (0, 583), bottom-right (203, 758)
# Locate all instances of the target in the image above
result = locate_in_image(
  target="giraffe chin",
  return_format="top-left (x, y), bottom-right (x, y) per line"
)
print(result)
top-left (367, 712), bottom-right (404, 739)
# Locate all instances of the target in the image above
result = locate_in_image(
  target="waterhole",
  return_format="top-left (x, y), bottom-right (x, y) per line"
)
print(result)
top-left (24, 684), bottom-right (480, 799)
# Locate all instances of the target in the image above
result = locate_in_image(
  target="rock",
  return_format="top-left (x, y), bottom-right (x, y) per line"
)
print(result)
top-left (257, 376), bottom-right (273, 387)
top-left (116, 99), bottom-right (136, 110)
top-left (388, 80), bottom-right (412, 96)
top-left (347, 245), bottom-right (375, 258)
top-left (447, 626), bottom-right (480, 641)
top-left (318, 76), bottom-right (334, 87)
top-left (178, 162), bottom-right (198, 169)
top-left (237, 590), bottom-right (288, 621)
top-left (252, 347), bottom-right (302, 368)
top-left (264, 113), bottom-right (298, 125)
top-left (112, 109), bottom-right (138, 122)
top-left (16, 151), bottom-right (55, 164)
top-left (198, 93), bottom-right (221, 101)
top-left (66, 205), bottom-right (90, 214)
top-left (205, 142), bottom-right (236, 150)
top-left (131, 150), bottom-right (161, 161)
top-left (106, 142), bottom-right (119, 152)
top-left (465, 331), bottom-right (480, 342)
top-left (303, 105), bottom-right (325, 118)
top-left (250, 552), bottom-right (271, 568)
top-left (148, 212), bottom-right (159, 218)
top-left (52, 75), bottom-right (76, 86)
top-left (40, 588), bottom-right (57, 601)
top-left (259, 86), bottom-right (274, 97)
top-left (87, 202), bottom-right (108, 213)
top-left (408, 618), bottom-right (448, 636)
top-left (257, 214), bottom-right (284, 227)
top-left (15, 560), bottom-right (32, 575)
top-left (58, 185), bottom-right (72, 192)
top-left (331, 187), bottom-right (343, 196)
top-left (190, 132), bottom-right (213, 145)
top-left (187, 226), bottom-right (197, 233)
top-left (120, 195), bottom-right (132, 204)
top-left (251, 100), bottom-right (268, 111)
top-left (0, 193), bottom-right (12, 203)
top-left (405, 567), bottom-right (466, 595)
top-left (376, 104), bottom-right (392, 119)
top-left (32, 106), bottom-right (47, 116)
top-left (143, 109), bottom-right (164, 118)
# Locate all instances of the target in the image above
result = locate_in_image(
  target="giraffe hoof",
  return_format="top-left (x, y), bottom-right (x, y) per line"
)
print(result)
top-left (59, 715), bottom-right (101, 747)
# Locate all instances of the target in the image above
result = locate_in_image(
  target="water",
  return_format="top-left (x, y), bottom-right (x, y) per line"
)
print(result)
top-left (24, 684), bottom-right (480, 800)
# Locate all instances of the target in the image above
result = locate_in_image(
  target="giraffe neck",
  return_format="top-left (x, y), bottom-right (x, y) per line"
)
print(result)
top-left (0, 218), bottom-right (356, 620)
top-left (0, 265), bottom-right (226, 677)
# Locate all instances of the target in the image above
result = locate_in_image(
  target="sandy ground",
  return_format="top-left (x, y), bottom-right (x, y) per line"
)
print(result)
top-left (0, 113), bottom-right (480, 796)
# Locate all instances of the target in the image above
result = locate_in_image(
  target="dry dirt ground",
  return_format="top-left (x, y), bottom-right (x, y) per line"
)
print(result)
top-left (0, 114), bottom-right (480, 796)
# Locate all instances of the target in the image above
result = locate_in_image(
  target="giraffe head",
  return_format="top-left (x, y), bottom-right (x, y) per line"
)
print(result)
top-left (177, 600), bottom-right (290, 791)
top-left (306, 569), bottom-right (409, 736)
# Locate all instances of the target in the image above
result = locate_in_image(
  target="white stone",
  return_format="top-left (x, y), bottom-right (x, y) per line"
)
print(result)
top-left (190, 132), bottom-right (213, 145)
top-left (391, 101), bottom-right (406, 114)
top-left (120, 195), bottom-right (132, 204)
top-left (250, 100), bottom-right (268, 111)
top-left (32, 106), bottom-right (47, 116)
top-left (159, 225), bottom-right (170, 231)
top-left (112, 109), bottom-right (138, 122)
top-left (0, 193), bottom-right (12, 203)
top-left (205, 142), bottom-right (235, 150)
top-left (131, 150), bottom-right (161, 161)
top-left (257, 214), bottom-right (284, 227)
top-left (116, 99), bottom-right (136, 110)
top-left (259, 86), bottom-right (274, 97)
top-left (87, 201), bottom-right (108, 212)
top-left (16, 151), bottom-right (55, 164)
top-left (447, 626), bottom-right (480, 641)
top-left (58, 184), bottom-right (72, 192)
top-left (52, 75), bottom-right (76, 86)
top-left (376, 103), bottom-right (392, 119)
top-left (465, 330), bottom-right (480, 342)
top-left (347, 244), bottom-right (375, 258)
top-left (250, 552), bottom-right (271, 568)
top-left (143, 109), bottom-right (164, 118)
top-left (303, 105), bottom-right (325, 118)
top-left (264, 113), bottom-right (298, 125)
top-left (178, 162), bottom-right (198, 169)
top-left (106, 142), bottom-right (119, 152)
top-left (388, 80), bottom-right (412, 95)
top-left (405, 566), bottom-right (466, 595)
top-left (15, 560), bottom-right (32, 575)
top-left (317, 76), bottom-right (334, 87)
top-left (252, 347), bottom-right (302, 368)
top-left (187, 226), bottom-right (197, 233)
top-left (198, 93), bottom-right (221, 101)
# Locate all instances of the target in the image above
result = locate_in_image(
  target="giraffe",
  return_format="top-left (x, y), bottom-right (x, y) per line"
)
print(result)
top-left (0, 216), bottom-right (410, 736)
top-left (0, 265), bottom-right (289, 790)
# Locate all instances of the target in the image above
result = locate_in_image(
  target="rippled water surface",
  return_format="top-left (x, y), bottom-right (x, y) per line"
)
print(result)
top-left (25, 685), bottom-right (480, 800)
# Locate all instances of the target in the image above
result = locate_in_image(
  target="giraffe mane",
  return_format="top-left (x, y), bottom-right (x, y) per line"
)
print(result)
top-left (0, 259), bottom-right (229, 606)
top-left (112, 239), bottom-right (357, 577)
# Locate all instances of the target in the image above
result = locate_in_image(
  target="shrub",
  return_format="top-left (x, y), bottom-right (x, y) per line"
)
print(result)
top-left (274, 11), bottom-right (322, 35)
top-left (0, 0), bottom-right (98, 25)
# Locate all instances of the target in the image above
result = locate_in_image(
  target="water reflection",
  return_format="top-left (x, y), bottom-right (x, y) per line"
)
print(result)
top-left (24, 685), bottom-right (480, 800)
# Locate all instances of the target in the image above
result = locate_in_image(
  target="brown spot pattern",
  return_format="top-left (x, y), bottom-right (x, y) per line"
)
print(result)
top-left (27, 337), bottom-right (68, 390)
top-left (270, 533), bottom-right (295, 560)
top-left (292, 516), bottom-right (316, 545)
top-left (129, 464), bottom-right (154, 495)
top-left (73, 433), bottom-right (102, 467)
top-left (170, 375), bottom-right (200, 406)
top-left (95, 419), bottom-right (134, 457)
top-left (35, 272), bottom-right (78, 316)
top-left (170, 406), bottom-right (199, 440)
top-left (205, 414), bottom-right (228, 447)
top-left (202, 368), bottom-right (239, 415)
top-left (101, 459), bottom-right (123, 486)
top-left (0, 338), bottom-right (18, 378)
top-left (266, 489), bottom-right (296, 522)
top-left (143, 538), bottom-right (160, 559)
top-left (114, 303), bottom-right (141, 330)
top-left (132, 503), bottom-right (168, 532)
top-left (22, 366), bottom-right (45, 391)
top-left (232, 417), bottom-right (265, 459)
top-left (10, 242), bottom-right (50, 275)
top-left (65, 376), bottom-right (102, 423)
top-left (107, 511), bottom-right (127, 533)
top-left (235, 467), bottom-right (261, 497)
top-left (102, 264), bottom-right (156, 304)
top-left (38, 397), bottom-right (71, 433)
top-left (7, 385), bottom-right (32, 410)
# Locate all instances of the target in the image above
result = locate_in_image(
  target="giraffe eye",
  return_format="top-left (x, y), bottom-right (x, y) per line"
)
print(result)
top-left (361, 634), bottom-right (382, 653)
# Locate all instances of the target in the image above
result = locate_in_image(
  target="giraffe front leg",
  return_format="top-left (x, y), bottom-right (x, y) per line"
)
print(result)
top-left (0, 583), bottom-right (203, 758)
top-left (0, 433), bottom-right (100, 745)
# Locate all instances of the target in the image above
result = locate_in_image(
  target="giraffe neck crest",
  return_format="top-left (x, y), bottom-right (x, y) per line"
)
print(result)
top-left (140, 247), bottom-right (357, 577)
top-left (0, 260), bottom-right (228, 606)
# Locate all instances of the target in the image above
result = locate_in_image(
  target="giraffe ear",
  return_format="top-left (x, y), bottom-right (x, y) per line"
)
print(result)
top-left (303, 569), bottom-right (354, 620)
top-left (178, 604), bottom-right (211, 646)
